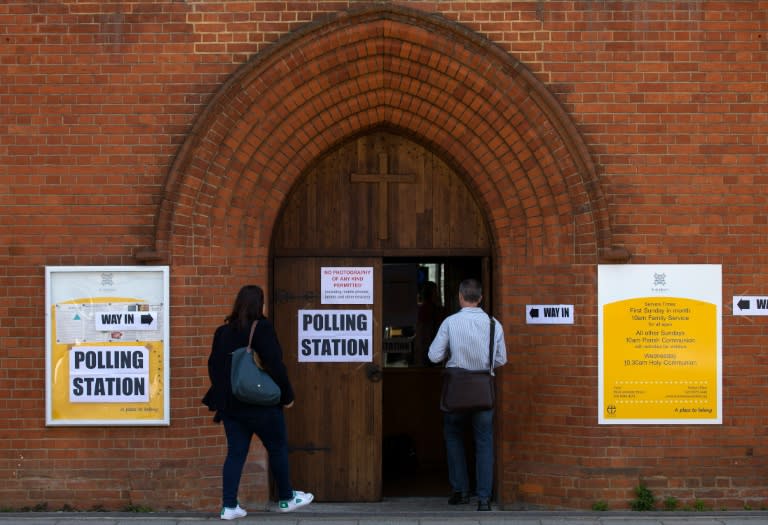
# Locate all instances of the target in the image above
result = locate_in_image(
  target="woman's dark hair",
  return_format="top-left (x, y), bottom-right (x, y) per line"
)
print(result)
top-left (225, 285), bottom-right (265, 329)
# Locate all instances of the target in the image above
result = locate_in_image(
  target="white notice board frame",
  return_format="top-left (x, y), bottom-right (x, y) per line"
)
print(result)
top-left (598, 264), bottom-right (722, 425)
top-left (45, 266), bottom-right (170, 426)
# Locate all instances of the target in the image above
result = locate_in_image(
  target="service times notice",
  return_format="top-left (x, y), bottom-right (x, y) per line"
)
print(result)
top-left (598, 265), bottom-right (721, 425)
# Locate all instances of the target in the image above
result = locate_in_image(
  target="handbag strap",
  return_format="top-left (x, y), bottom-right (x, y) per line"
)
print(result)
top-left (247, 320), bottom-right (264, 369)
top-left (487, 313), bottom-right (495, 375)
top-left (247, 320), bottom-right (258, 349)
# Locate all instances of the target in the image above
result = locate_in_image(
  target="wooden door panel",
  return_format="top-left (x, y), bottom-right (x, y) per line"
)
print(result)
top-left (273, 256), bottom-right (382, 502)
top-left (273, 131), bottom-right (490, 255)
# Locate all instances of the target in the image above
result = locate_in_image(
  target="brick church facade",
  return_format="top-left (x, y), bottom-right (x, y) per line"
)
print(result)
top-left (1, 0), bottom-right (766, 512)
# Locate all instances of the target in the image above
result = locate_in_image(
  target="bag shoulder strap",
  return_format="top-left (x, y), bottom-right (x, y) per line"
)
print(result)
top-left (247, 320), bottom-right (259, 350)
top-left (247, 320), bottom-right (264, 369)
top-left (487, 313), bottom-right (495, 374)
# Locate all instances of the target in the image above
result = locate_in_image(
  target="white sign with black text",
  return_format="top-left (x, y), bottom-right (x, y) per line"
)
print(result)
top-left (95, 310), bottom-right (158, 331)
top-left (733, 296), bottom-right (768, 316)
top-left (526, 304), bottom-right (574, 325)
top-left (321, 267), bottom-right (374, 305)
top-left (297, 309), bottom-right (373, 362)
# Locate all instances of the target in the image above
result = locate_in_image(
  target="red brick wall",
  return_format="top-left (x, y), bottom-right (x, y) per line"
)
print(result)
top-left (1, 0), bottom-right (766, 512)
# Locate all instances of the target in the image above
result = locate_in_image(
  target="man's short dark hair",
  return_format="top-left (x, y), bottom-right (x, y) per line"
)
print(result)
top-left (459, 278), bottom-right (482, 303)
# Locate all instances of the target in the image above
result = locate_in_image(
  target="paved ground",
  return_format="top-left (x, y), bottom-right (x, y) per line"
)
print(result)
top-left (1, 498), bottom-right (767, 525)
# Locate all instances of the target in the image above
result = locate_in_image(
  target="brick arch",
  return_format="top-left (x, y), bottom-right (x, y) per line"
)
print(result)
top-left (150, 4), bottom-right (622, 268)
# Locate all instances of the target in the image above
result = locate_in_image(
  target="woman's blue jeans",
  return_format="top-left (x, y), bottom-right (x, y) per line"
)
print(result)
top-left (442, 408), bottom-right (494, 500)
top-left (221, 408), bottom-right (293, 507)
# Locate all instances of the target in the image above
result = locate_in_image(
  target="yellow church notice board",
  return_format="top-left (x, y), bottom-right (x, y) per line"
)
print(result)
top-left (45, 266), bottom-right (170, 426)
top-left (598, 265), bottom-right (721, 425)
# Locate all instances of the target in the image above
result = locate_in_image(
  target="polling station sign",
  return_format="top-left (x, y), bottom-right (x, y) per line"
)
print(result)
top-left (69, 347), bottom-right (149, 403)
top-left (298, 309), bottom-right (373, 362)
top-left (45, 266), bottom-right (170, 426)
top-left (598, 264), bottom-right (721, 425)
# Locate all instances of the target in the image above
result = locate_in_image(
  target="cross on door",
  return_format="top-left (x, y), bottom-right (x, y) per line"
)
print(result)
top-left (350, 149), bottom-right (416, 240)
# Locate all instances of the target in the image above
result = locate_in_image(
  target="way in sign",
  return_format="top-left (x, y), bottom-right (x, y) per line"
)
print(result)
top-left (95, 311), bottom-right (158, 330)
top-left (526, 304), bottom-right (575, 325)
top-left (733, 296), bottom-right (768, 316)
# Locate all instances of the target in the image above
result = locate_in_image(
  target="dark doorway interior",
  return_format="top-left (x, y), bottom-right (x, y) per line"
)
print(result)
top-left (381, 257), bottom-right (483, 497)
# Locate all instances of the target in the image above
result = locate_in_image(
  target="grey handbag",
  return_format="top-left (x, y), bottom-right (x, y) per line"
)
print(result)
top-left (230, 321), bottom-right (281, 405)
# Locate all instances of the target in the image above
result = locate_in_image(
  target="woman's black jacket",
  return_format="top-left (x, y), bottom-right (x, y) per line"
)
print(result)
top-left (202, 318), bottom-right (295, 420)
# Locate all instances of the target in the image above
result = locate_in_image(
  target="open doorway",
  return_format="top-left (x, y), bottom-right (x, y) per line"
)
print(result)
top-left (381, 256), bottom-right (485, 497)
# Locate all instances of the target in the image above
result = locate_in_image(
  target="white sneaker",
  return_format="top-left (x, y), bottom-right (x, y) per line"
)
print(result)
top-left (220, 504), bottom-right (247, 520)
top-left (277, 490), bottom-right (314, 512)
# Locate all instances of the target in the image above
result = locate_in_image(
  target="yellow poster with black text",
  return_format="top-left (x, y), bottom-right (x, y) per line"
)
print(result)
top-left (603, 297), bottom-right (717, 422)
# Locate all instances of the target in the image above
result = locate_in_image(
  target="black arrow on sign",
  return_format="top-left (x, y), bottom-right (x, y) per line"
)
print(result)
top-left (529, 308), bottom-right (539, 318)
top-left (737, 299), bottom-right (750, 311)
top-left (141, 314), bottom-right (154, 325)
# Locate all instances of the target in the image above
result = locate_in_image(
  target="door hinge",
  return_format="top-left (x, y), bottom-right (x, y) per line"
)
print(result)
top-left (274, 289), bottom-right (320, 304)
top-left (289, 443), bottom-right (331, 454)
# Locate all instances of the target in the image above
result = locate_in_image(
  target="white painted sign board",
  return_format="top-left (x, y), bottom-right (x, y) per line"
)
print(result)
top-left (321, 267), bottom-right (374, 304)
top-left (298, 309), bottom-right (373, 362)
top-left (732, 296), bottom-right (768, 316)
top-left (526, 304), bottom-right (574, 324)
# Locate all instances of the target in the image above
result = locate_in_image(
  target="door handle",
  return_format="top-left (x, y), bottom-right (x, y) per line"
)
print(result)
top-left (365, 363), bottom-right (382, 382)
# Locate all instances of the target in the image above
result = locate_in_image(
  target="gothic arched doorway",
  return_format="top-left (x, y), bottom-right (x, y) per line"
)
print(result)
top-left (271, 130), bottom-right (491, 501)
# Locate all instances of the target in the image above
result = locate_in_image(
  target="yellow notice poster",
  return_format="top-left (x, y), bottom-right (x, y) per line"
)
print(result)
top-left (598, 265), bottom-right (721, 425)
top-left (45, 267), bottom-right (170, 426)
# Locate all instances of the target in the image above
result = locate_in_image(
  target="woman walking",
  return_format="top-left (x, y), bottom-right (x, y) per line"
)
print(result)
top-left (203, 285), bottom-right (313, 520)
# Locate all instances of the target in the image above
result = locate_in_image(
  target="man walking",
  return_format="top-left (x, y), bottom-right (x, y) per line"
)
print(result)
top-left (428, 278), bottom-right (507, 511)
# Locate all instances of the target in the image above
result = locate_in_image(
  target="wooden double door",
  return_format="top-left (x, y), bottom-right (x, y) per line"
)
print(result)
top-left (271, 130), bottom-right (491, 502)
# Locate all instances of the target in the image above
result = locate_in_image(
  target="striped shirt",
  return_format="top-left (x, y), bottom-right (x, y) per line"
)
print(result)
top-left (428, 307), bottom-right (507, 374)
